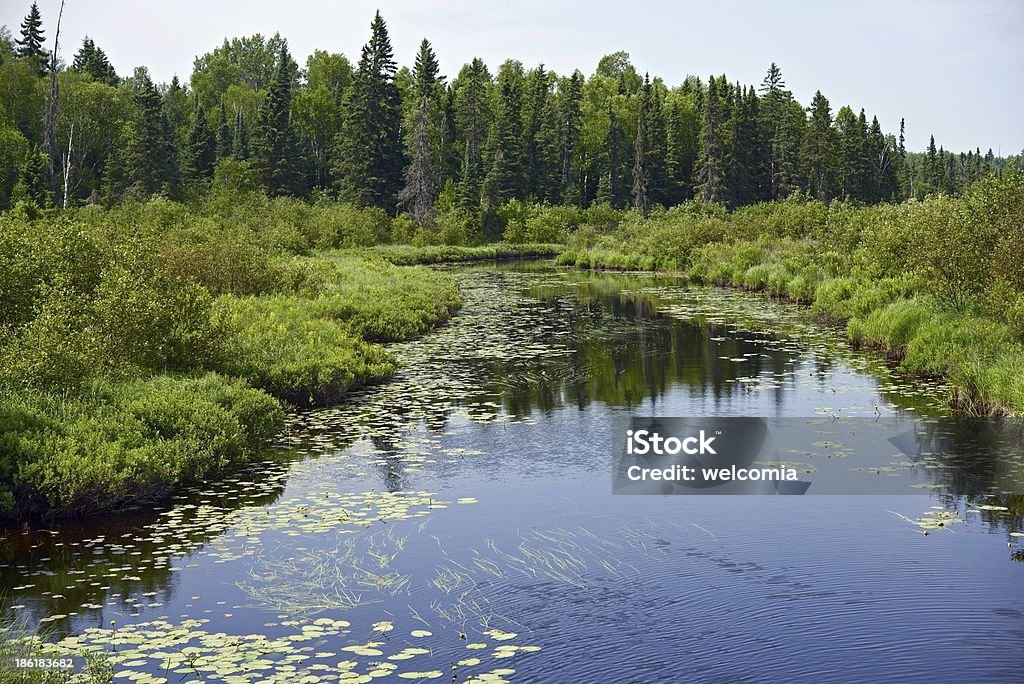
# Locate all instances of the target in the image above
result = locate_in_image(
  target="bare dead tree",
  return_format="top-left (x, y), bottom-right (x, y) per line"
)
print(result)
top-left (45, 0), bottom-right (66, 206)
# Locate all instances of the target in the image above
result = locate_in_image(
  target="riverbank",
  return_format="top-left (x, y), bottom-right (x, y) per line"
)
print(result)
top-left (556, 173), bottom-right (1024, 416)
top-left (0, 204), bottom-right (463, 521)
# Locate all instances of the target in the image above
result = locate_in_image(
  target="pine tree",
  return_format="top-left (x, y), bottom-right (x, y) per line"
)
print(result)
top-left (695, 75), bottom-right (726, 204)
top-left (252, 43), bottom-right (302, 196)
top-left (801, 90), bottom-right (836, 201)
top-left (335, 12), bottom-right (405, 212)
top-left (16, 2), bottom-right (48, 75)
top-left (216, 102), bottom-right (233, 159)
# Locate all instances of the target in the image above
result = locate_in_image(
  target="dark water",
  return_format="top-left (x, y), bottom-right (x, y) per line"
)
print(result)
top-left (3, 263), bottom-right (1023, 683)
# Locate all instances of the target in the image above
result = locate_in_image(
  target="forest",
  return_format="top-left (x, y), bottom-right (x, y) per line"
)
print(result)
top-left (2, 5), bottom-right (1017, 220)
top-left (1, 3), bottom-right (1023, 520)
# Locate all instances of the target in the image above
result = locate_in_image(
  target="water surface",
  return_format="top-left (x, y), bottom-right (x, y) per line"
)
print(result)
top-left (3, 263), bottom-right (1022, 683)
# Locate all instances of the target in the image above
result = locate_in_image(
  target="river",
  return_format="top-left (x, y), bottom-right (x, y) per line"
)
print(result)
top-left (2, 262), bottom-right (1022, 683)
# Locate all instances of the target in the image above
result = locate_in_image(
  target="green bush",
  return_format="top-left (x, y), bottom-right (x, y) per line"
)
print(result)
top-left (1, 374), bottom-right (283, 517)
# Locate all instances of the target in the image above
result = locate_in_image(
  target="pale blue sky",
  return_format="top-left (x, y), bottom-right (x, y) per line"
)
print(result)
top-left (4, 0), bottom-right (1021, 153)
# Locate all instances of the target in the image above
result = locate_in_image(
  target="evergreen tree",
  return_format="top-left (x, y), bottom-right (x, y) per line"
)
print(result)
top-left (335, 12), bottom-right (405, 212)
top-left (184, 101), bottom-right (216, 181)
top-left (253, 43), bottom-right (302, 196)
top-left (726, 85), bottom-right (760, 208)
top-left (19, 144), bottom-right (49, 206)
top-left (125, 74), bottom-right (177, 198)
top-left (483, 65), bottom-right (525, 211)
top-left (665, 95), bottom-right (697, 203)
top-left (896, 117), bottom-right (910, 199)
top-left (758, 63), bottom-right (802, 198)
top-left (603, 105), bottom-right (626, 208)
top-left (642, 77), bottom-right (669, 206)
top-left (216, 101), bottom-right (233, 159)
top-left (925, 135), bottom-right (939, 192)
top-left (16, 2), bottom-right (48, 75)
top-left (413, 38), bottom-right (441, 102)
top-left (835, 105), bottom-right (860, 200)
top-left (232, 109), bottom-right (249, 160)
top-left (631, 90), bottom-right (650, 213)
top-left (398, 95), bottom-right (439, 226)
top-left (72, 37), bottom-right (119, 85)
top-left (695, 75), bottom-right (726, 204)
top-left (802, 90), bottom-right (837, 201)
top-left (522, 65), bottom-right (553, 201)
top-left (630, 93), bottom-right (647, 211)
top-left (558, 70), bottom-right (583, 205)
top-left (439, 85), bottom-right (459, 183)
top-left (453, 58), bottom-right (492, 209)
top-left (868, 115), bottom-right (895, 202)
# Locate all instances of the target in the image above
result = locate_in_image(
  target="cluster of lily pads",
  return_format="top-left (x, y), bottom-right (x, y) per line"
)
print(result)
top-left (17, 616), bottom-right (539, 683)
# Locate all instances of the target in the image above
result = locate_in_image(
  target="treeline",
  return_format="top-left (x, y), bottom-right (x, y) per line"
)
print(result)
top-left (1, 4), bottom-right (1017, 233)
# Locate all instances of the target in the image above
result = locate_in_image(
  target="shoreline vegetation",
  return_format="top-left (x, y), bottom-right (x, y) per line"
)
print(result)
top-left (556, 172), bottom-right (1024, 416)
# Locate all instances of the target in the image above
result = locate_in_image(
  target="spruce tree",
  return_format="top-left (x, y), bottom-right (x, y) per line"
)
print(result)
top-left (216, 102), bottom-right (233, 159)
top-left (632, 91), bottom-right (650, 213)
top-left (758, 63), bottom-right (802, 199)
top-left (252, 43), bottom-right (302, 196)
top-left (19, 144), bottom-right (49, 207)
top-left (483, 68), bottom-right (525, 208)
top-left (727, 85), bottom-right (760, 208)
top-left (453, 58), bottom-right (491, 210)
top-left (72, 37), bottom-right (118, 85)
top-left (558, 70), bottom-right (583, 204)
top-left (801, 90), bottom-right (837, 201)
top-left (185, 101), bottom-right (216, 181)
top-left (695, 75), bottom-right (726, 204)
top-left (335, 11), bottom-right (405, 212)
top-left (398, 95), bottom-right (439, 226)
top-left (522, 65), bottom-right (552, 201)
top-left (925, 135), bottom-right (938, 191)
top-left (16, 2), bottom-right (48, 75)
top-left (605, 106), bottom-right (625, 208)
top-left (665, 96), bottom-right (698, 204)
top-left (642, 77), bottom-right (669, 206)
top-left (413, 38), bottom-right (441, 102)
top-left (125, 74), bottom-right (177, 198)
top-left (232, 109), bottom-right (249, 159)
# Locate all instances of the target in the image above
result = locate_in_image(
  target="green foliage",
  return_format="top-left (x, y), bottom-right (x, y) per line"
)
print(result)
top-left (0, 196), bottom-right (467, 518)
top-left (0, 374), bottom-right (283, 517)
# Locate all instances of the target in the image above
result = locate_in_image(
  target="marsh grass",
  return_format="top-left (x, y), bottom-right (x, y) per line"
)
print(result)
top-left (559, 174), bottom-right (1024, 415)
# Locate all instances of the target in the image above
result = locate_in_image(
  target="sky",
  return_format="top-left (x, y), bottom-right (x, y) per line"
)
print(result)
top-left (2, 0), bottom-right (1021, 154)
